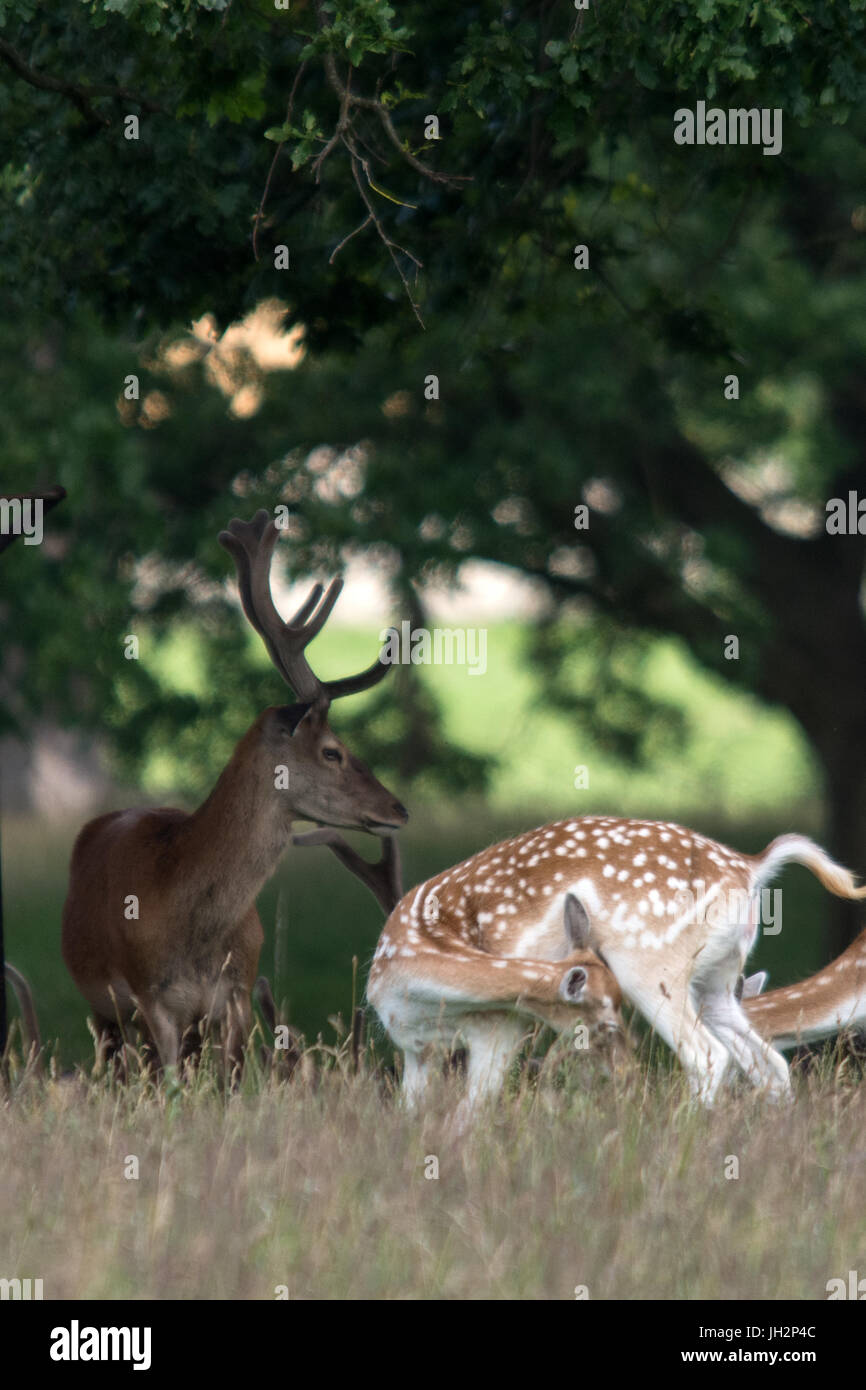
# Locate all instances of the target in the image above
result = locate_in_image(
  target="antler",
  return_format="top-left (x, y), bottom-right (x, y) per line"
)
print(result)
top-left (292, 828), bottom-right (403, 915)
top-left (218, 509), bottom-right (391, 704)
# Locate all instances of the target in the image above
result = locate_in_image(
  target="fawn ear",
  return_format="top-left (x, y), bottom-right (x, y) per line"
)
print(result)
top-left (564, 893), bottom-right (592, 950)
top-left (739, 970), bottom-right (768, 1001)
top-left (559, 965), bottom-right (588, 1002)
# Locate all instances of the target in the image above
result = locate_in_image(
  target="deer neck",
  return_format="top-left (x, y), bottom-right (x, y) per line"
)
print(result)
top-left (181, 728), bottom-right (291, 920)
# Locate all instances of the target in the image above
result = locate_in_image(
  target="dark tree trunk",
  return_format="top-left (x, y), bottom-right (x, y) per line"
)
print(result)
top-left (812, 739), bottom-right (866, 958)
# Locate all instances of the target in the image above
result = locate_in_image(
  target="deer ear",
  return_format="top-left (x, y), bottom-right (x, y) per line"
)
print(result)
top-left (559, 965), bottom-right (588, 1001)
top-left (740, 970), bottom-right (768, 1000)
top-left (564, 893), bottom-right (592, 950)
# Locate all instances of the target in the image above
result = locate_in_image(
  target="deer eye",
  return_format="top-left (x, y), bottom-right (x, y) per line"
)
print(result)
top-left (322, 747), bottom-right (343, 763)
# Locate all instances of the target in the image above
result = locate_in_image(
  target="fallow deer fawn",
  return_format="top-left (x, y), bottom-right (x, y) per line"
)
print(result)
top-left (367, 817), bottom-right (866, 1106)
top-left (61, 510), bottom-right (407, 1076)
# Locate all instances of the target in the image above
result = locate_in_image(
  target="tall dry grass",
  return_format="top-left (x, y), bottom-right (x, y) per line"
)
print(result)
top-left (2, 1028), bottom-right (865, 1301)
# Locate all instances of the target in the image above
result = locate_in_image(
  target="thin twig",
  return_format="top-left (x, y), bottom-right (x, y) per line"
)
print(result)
top-left (310, 128), bottom-right (342, 182)
top-left (323, 51), bottom-right (469, 187)
top-left (375, 100), bottom-right (472, 185)
top-left (253, 59), bottom-right (308, 260)
top-left (329, 213), bottom-right (373, 264)
top-left (347, 142), bottom-right (425, 326)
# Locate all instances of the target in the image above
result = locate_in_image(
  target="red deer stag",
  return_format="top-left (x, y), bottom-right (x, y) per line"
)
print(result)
top-left (61, 510), bottom-right (407, 1076)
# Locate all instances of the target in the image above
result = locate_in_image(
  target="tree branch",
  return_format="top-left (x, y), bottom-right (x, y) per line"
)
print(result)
top-left (253, 59), bottom-right (309, 259)
top-left (0, 38), bottom-right (163, 125)
top-left (346, 142), bottom-right (425, 326)
top-left (322, 51), bottom-right (470, 187)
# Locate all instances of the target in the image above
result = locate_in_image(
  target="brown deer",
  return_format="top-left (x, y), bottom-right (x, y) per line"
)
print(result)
top-left (61, 510), bottom-right (407, 1076)
top-left (366, 818), bottom-right (866, 1107)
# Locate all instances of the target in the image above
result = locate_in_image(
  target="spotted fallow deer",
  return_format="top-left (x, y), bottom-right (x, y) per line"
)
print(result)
top-left (292, 828), bottom-right (626, 1099)
top-left (367, 817), bottom-right (866, 1106)
top-left (61, 510), bottom-right (407, 1074)
top-left (744, 926), bottom-right (866, 1050)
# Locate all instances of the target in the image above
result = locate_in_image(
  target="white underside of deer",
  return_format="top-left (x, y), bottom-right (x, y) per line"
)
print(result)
top-left (368, 815), bottom-right (866, 1108)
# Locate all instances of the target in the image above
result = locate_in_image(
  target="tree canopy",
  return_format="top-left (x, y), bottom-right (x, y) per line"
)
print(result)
top-left (3, 1), bottom-right (866, 948)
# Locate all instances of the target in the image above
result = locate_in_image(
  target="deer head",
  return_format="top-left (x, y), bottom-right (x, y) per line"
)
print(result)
top-left (218, 510), bottom-right (407, 834)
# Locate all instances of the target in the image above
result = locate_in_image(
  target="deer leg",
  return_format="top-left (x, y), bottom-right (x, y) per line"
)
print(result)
top-left (223, 989), bottom-right (252, 1080)
top-left (139, 1000), bottom-right (181, 1074)
top-left (91, 1014), bottom-right (128, 1080)
top-left (397, 1014), bottom-right (523, 1116)
top-left (444, 1014), bottom-right (526, 1134)
top-left (620, 975), bottom-right (731, 1104)
top-left (697, 991), bottom-right (792, 1099)
top-left (460, 1014), bottom-right (525, 1107)
top-left (688, 897), bottom-right (792, 1100)
top-left (401, 1048), bottom-right (437, 1109)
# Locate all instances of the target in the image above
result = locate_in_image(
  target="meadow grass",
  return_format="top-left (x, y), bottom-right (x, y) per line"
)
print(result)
top-left (2, 1034), bottom-right (865, 1301)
